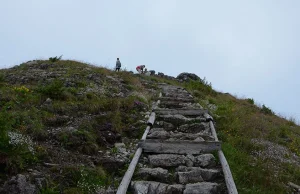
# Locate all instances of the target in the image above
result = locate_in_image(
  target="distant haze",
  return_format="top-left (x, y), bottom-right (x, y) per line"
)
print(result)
top-left (1, 1), bottom-right (300, 122)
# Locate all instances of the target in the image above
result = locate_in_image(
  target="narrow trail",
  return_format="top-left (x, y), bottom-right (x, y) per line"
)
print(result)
top-left (117, 84), bottom-right (237, 194)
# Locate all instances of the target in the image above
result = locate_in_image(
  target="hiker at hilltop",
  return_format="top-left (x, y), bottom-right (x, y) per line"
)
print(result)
top-left (115, 58), bottom-right (121, 72)
top-left (136, 65), bottom-right (145, 74)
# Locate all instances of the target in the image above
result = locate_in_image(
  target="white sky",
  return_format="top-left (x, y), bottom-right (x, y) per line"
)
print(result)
top-left (1, 0), bottom-right (300, 121)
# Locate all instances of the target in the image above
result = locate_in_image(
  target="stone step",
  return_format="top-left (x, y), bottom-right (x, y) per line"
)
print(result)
top-left (156, 114), bottom-right (206, 126)
top-left (139, 139), bottom-right (221, 155)
top-left (159, 102), bottom-right (199, 109)
top-left (154, 108), bottom-right (208, 117)
top-left (135, 167), bottom-right (170, 183)
top-left (131, 181), bottom-right (220, 194)
top-left (148, 154), bottom-right (217, 168)
top-left (159, 97), bottom-right (195, 103)
top-left (147, 128), bottom-right (214, 141)
top-left (184, 182), bottom-right (219, 194)
top-left (164, 93), bottom-right (193, 99)
top-left (131, 181), bottom-right (184, 194)
top-left (176, 166), bottom-right (221, 183)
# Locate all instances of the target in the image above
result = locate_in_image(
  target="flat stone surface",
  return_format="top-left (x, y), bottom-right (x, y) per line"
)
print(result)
top-left (137, 167), bottom-right (169, 182)
top-left (178, 123), bottom-right (210, 134)
top-left (177, 170), bottom-right (204, 184)
top-left (155, 109), bottom-right (208, 117)
top-left (140, 140), bottom-right (221, 155)
top-left (194, 154), bottom-right (216, 168)
top-left (176, 166), bottom-right (220, 181)
top-left (157, 115), bottom-right (203, 126)
top-left (131, 181), bottom-right (184, 194)
top-left (148, 154), bottom-right (190, 167)
top-left (184, 182), bottom-right (219, 194)
top-left (148, 130), bottom-right (170, 139)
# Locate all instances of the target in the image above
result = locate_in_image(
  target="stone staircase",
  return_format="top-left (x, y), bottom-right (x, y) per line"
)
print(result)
top-left (130, 84), bottom-right (228, 194)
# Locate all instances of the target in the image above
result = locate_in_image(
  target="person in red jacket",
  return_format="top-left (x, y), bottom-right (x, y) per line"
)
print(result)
top-left (136, 65), bottom-right (145, 74)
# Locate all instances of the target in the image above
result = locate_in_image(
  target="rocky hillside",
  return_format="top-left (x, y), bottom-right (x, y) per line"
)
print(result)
top-left (0, 60), bottom-right (299, 194)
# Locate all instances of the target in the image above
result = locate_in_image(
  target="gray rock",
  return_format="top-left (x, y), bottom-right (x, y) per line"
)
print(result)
top-left (176, 73), bottom-right (200, 81)
top-left (194, 154), bottom-right (216, 168)
top-left (178, 123), bottom-right (210, 133)
top-left (157, 114), bottom-right (190, 125)
top-left (122, 137), bottom-right (130, 144)
top-left (176, 166), bottom-right (220, 181)
top-left (149, 128), bottom-right (165, 133)
top-left (185, 155), bottom-right (194, 167)
top-left (33, 178), bottom-right (47, 190)
top-left (194, 137), bottom-right (205, 142)
top-left (148, 154), bottom-right (187, 167)
top-left (96, 186), bottom-right (116, 194)
top-left (26, 61), bottom-right (38, 66)
top-left (167, 184), bottom-right (185, 194)
top-left (184, 182), bottom-right (219, 194)
top-left (137, 167), bottom-right (169, 182)
top-left (156, 122), bottom-right (175, 130)
top-left (44, 98), bottom-right (52, 105)
top-left (148, 130), bottom-right (170, 139)
top-left (177, 170), bottom-right (203, 184)
top-left (131, 181), bottom-right (184, 194)
top-left (39, 63), bottom-right (49, 69)
top-left (170, 133), bottom-right (211, 141)
top-left (0, 174), bottom-right (37, 194)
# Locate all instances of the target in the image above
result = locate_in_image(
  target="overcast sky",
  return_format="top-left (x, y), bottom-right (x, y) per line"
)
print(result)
top-left (1, 0), bottom-right (300, 122)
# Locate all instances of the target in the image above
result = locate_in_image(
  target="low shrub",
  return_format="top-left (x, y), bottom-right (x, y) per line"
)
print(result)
top-left (49, 55), bottom-right (62, 63)
top-left (261, 104), bottom-right (274, 115)
top-left (37, 80), bottom-right (65, 100)
top-left (247, 98), bottom-right (254, 104)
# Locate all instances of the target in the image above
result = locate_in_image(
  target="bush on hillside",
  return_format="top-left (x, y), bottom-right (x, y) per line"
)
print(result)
top-left (49, 55), bottom-right (62, 63)
top-left (247, 98), bottom-right (254, 104)
top-left (261, 104), bottom-right (274, 115)
top-left (37, 80), bottom-right (65, 99)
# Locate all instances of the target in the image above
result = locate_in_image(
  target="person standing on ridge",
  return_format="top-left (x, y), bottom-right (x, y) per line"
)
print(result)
top-left (115, 58), bottom-right (121, 72)
top-left (136, 65), bottom-right (145, 74)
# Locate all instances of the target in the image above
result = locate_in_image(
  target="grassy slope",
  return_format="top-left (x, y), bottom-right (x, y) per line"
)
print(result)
top-left (0, 60), bottom-right (157, 193)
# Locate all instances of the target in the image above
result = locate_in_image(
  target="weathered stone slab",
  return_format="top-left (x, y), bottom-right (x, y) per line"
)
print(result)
top-left (177, 170), bottom-right (204, 184)
top-left (131, 181), bottom-right (184, 194)
top-left (183, 182), bottom-right (219, 194)
top-left (159, 102), bottom-right (202, 109)
top-left (176, 166), bottom-right (220, 181)
top-left (148, 154), bottom-right (190, 167)
top-left (178, 123), bottom-right (210, 133)
top-left (147, 130), bottom-right (170, 139)
top-left (159, 97), bottom-right (195, 103)
top-left (155, 109), bottom-right (208, 117)
top-left (157, 114), bottom-right (205, 126)
top-left (194, 154), bottom-right (216, 168)
top-left (139, 140), bottom-right (221, 154)
top-left (136, 168), bottom-right (169, 182)
top-left (159, 101), bottom-right (191, 109)
top-left (155, 121), bottom-right (175, 130)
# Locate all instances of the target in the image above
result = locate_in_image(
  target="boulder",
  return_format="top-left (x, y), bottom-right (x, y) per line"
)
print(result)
top-left (177, 73), bottom-right (200, 81)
